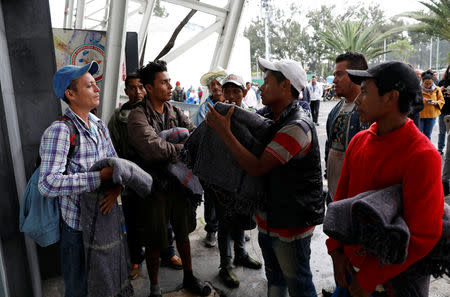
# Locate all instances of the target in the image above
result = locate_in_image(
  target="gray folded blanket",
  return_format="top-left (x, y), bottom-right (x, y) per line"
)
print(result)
top-left (323, 190), bottom-right (376, 246)
top-left (80, 157), bottom-right (153, 297)
top-left (158, 128), bottom-right (204, 199)
top-left (182, 102), bottom-right (274, 216)
top-left (324, 185), bottom-right (409, 265)
top-left (352, 184), bottom-right (409, 265)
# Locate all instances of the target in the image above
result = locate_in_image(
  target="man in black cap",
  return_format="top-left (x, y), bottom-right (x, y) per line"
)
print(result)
top-left (326, 61), bottom-right (444, 297)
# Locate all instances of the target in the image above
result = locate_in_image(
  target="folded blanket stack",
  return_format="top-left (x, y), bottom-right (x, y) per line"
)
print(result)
top-left (324, 185), bottom-right (409, 265)
top-left (182, 102), bottom-right (274, 216)
top-left (352, 184), bottom-right (409, 265)
top-left (323, 190), bottom-right (375, 246)
top-left (158, 127), bottom-right (204, 206)
top-left (81, 157), bottom-right (153, 297)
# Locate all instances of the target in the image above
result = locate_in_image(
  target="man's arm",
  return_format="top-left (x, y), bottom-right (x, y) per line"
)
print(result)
top-left (127, 106), bottom-right (181, 163)
top-left (38, 122), bottom-right (102, 197)
top-left (205, 103), bottom-right (311, 177)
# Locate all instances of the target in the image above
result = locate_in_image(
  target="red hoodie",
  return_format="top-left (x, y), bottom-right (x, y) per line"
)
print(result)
top-left (326, 119), bottom-right (444, 292)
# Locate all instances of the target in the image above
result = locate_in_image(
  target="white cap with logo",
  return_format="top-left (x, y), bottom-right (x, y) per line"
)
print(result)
top-left (257, 57), bottom-right (307, 93)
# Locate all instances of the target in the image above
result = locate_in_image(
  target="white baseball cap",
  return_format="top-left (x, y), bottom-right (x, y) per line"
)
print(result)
top-left (257, 57), bottom-right (307, 93)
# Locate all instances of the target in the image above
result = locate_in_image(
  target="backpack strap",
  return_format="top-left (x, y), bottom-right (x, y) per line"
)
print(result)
top-left (57, 116), bottom-right (80, 165)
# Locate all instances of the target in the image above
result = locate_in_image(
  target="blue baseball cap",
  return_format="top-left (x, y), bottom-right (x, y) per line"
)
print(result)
top-left (53, 61), bottom-right (99, 99)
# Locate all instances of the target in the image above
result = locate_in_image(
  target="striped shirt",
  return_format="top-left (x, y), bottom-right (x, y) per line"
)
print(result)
top-left (256, 121), bottom-right (314, 241)
top-left (38, 108), bottom-right (117, 231)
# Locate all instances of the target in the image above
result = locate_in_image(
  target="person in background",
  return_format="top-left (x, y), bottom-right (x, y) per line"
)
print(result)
top-left (243, 81), bottom-right (258, 109)
top-left (306, 75), bottom-right (323, 125)
top-left (171, 81), bottom-right (186, 102)
top-left (438, 65), bottom-right (450, 154)
top-left (419, 69), bottom-right (445, 140)
top-left (192, 66), bottom-right (227, 248)
top-left (325, 51), bottom-right (369, 204)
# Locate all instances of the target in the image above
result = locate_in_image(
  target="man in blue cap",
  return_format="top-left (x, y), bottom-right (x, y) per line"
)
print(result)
top-left (38, 61), bottom-right (120, 297)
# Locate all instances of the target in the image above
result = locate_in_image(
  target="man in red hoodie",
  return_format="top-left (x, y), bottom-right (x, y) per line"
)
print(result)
top-left (326, 61), bottom-right (444, 297)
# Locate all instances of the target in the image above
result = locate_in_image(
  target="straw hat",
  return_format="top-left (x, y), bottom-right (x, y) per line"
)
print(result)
top-left (200, 66), bottom-right (227, 86)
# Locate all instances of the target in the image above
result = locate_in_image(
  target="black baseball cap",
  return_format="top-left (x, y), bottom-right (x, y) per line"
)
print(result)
top-left (346, 61), bottom-right (422, 109)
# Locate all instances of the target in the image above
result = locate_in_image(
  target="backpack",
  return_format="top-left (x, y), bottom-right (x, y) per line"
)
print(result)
top-left (19, 117), bottom-right (80, 247)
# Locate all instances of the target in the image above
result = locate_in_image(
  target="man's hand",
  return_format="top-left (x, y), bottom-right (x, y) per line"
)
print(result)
top-left (100, 167), bottom-right (114, 181)
top-left (330, 249), bottom-right (353, 288)
top-left (348, 270), bottom-right (372, 297)
top-left (205, 102), bottom-right (235, 138)
top-left (99, 185), bottom-right (122, 214)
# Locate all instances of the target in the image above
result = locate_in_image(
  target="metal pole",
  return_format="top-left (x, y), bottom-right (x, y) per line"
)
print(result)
top-left (210, 0), bottom-right (245, 69)
top-left (436, 37), bottom-right (440, 70)
top-left (0, 2), bottom-right (41, 296)
top-left (429, 36), bottom-right (433, 69)
top-left (383, 39), bottom-right (386, 62)
top-left (263, 0), bottom-right (270, 60)
top-left (138, 0), bottom-right (156, 57)
top-left (100, 0), bottom-right (128, 122)
top-left (75, 0), bottom-right (86, 29)
top-left (65, 0), bottom-right (75, 28)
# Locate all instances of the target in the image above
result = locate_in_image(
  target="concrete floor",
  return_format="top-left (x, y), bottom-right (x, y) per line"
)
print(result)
top-left (42, 100), bottom-right (450, 297)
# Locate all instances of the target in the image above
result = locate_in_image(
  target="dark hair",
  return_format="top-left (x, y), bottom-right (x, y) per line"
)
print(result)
top-left (270, 70), bottom-right (300, 99)
top-left (125, 73), bottom-right (140, 87)
top-left (441, 65), bottom-right (450, 81)
top-left (63, 79), bottom-right (78, 105)
top-left (138, 60), bottom-right (167, 86)
top-left (312, 76), bottom-right (316, 79)
top-left (374, 79), bottom-right (415, 114)
top-left (223, 82), bottom-right (245, 93)
top-left (421, 69), bottom-right (434, 81)
top-left (336, 51), bottom-right (368, 70)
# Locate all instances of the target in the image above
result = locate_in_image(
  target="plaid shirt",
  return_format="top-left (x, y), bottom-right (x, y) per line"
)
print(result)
top-left (38, 108), bottom-right (117, 231)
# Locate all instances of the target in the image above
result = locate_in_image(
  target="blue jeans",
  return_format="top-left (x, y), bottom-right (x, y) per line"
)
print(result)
top-left (60, 221), bottom-right (87, 297)
top-left (258, 232), bottom-right (316, 297)
top-left (218, 218), bottom-right (246, 267)
top-left (419, 117), bottom-right (437, 140)
top-left (438, 113), bottom-right (447, 151)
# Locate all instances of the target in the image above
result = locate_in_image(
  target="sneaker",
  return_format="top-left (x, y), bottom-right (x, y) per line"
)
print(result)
top-left (129, 264), bottom-right (139, 280)
top-left (203, 232), bottom-right (217, 248)
top-left (233, 255), bottom-right (262, 269)
top-left (219, 266), bottom-right (240, 288)
top-left (183, 275), bottom-right (211, 296)
top-left (161, 255), bottom-right (183, 270)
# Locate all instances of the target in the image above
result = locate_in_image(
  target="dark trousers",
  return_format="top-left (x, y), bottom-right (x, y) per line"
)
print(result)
top-left (215, 201), bottom-right (246, 267)
top-left (60, 221), bottom-right (87, 297)
top-left (438, 113), bottom-right (448, 151)
top-left (203, 188), bottom-right (218, 233)
top-left (310, 100), bottom-right (320, 124)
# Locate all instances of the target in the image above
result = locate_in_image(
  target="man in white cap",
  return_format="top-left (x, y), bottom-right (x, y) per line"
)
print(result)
top-left (206, 58), bottom-right (324, 297)
top-left (39, 61), bottom-right (119, 297)
top-left (193, 66), bottom-right (227, 248)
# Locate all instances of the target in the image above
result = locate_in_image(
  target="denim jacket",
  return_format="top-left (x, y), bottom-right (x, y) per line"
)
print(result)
top-left (325, 99), bottom-right (369, 171)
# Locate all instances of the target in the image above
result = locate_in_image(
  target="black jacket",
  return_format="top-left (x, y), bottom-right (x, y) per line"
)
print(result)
top-left (259, 101), bottom-right (325, 229)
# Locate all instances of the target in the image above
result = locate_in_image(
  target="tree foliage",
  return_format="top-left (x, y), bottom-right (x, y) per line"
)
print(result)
top-left (388, 38), bottom-right (416, 62)
top-left (319, 20), bottom-right (400, 60)
top-left (401, 0), bottom-right (450, 40)
top-left (153, 0), bottom-right (169, 18)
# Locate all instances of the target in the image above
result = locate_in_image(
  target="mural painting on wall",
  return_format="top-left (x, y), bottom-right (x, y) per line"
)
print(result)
top-left (53, 28), bottom-right (106, 88)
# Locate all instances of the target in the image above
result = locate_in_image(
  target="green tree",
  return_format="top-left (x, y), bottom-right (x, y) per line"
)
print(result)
top-left (388, 38), bottom-right (416, 62)
top-left (401, 0), bottom-right (450, 40)
top-left (319, 20), bottom-right (399, 60)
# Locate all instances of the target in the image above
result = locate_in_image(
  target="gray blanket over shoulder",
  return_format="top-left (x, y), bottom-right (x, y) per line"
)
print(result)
top-left (158, 128), bottom-right (203, 197)
top-left (181, 102), bottom-right (274, 216)
top-left (80, 157), bottom-right (153, 297)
